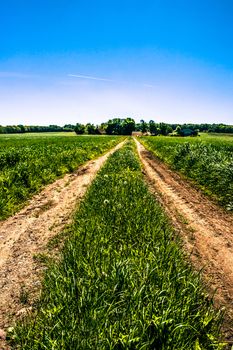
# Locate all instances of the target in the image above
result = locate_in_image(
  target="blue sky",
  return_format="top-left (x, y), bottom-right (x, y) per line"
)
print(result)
top-left (0, 0), bottom-right (233, 125)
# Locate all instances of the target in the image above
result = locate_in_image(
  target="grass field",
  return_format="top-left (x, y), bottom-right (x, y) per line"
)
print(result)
top-left (10, 141), bottom-right (224, 349)
top-left (140, 134), bottom-right (233, 210)
top-left (0, 134), bottom-right (123, 220)
top-left (0, 132), bottom-right (77, 138)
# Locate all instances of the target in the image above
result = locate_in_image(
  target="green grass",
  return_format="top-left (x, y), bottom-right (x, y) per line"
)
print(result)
top-left (140, 135), bottom-right (233, 211)
top-left (10, 141), bottom-right (224, 349)
top-left (0, 132), bottom-right (77, 138)
top-left (0, 135), bottom-right (123, 220)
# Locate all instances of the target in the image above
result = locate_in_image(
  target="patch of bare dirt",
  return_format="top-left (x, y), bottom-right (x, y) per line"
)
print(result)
top-left (0, 141), bottom-right (124, 348)
top-left (135, 139), bottom-right (233, 343)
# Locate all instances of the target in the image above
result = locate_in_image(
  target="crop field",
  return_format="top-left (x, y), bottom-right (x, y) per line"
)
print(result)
top-left (10, 141), bottom-right (224, 349)
top-left (140, 134), bottom-right (233, 210)
top-left (0, 134), bottom-right (123, 220)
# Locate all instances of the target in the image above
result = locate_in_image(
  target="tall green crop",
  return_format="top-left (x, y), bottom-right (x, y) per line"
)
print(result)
top-left (141, 135), bottom-right (233, 210)
top-left (0, 135), bottom-right (123, 220)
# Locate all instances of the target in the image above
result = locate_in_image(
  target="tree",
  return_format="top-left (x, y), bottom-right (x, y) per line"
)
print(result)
top-left (18, 125), bottom-right (26, 133)
top-left (105, 119), bottom-right (121, 135)
top-left (159, 123), bottom-right (168, 135)
top-left (64, 124), bottom-right (75, 131)
top-left (140, 119), bottom-right (148, 133)
top-left (86, 123), bottom-right (96, 134)
top-left (74, 123), bottom-right (85, 135)
top-left (134, 123), bottom-right (141, 131)
top-left (121, 118), bottom-right (135, 135)
top-left (149, 120), bottom-right (158, 135)
top-left (105, 118), bottom-right (135, 135)
top-left (192, 129), bottom-right (199, 136)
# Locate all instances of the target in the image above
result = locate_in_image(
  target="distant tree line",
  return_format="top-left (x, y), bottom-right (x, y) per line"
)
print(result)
top-left (134, 121), bottom-right (233, 135)
top-left (1, 120), bottom-right (233, 135)
top-left (0, 124), bottom-right (75, 134)
top-left (207, 124), bottom-right (233, 133)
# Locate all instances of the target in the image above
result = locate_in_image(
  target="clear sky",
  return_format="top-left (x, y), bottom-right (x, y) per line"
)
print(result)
top-left (1, 0), bottom-right (233, 125)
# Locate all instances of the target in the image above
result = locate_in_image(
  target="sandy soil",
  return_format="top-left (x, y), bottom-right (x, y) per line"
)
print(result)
top-left (135, 139), bottom-right (233, 343)
top-left (0, 141), bottom-right (124, 347)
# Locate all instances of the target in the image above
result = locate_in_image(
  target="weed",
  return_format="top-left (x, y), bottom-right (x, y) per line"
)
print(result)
top-left (19, 287), bottom-right (29, 305)
top-left (33, 253), bottom-right (51, 265)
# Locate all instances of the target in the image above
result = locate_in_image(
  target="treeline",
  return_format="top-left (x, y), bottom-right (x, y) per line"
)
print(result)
top-left (74, 120), bottom-right (186, 136)
top-left (0, 124), bottom-right (75, 134)
top-left (207, 124), bottom-right (233, 133)
top-left (74, 118), bottom-right (136, 135)
top-left (100, 119), bottom-right (233, 136)
top-left (134, 121), bottom-right (233, 135)
top-left (1, 120), bottom-right (233, 135)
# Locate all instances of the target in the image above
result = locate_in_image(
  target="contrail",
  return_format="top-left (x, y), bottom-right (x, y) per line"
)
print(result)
top-left (68, 74), bottom-right (114, 82)
top-left (68, 73), bottom-right (156, 88)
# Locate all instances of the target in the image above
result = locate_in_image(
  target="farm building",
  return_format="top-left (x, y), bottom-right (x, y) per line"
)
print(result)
top-left (132, 131), bottom-right (151, 136)
top-left (132, 131), bottom-right (143, 136)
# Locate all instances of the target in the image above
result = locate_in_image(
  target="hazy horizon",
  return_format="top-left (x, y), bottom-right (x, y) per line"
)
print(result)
top-left (1, 1), bottom-right (233, 126)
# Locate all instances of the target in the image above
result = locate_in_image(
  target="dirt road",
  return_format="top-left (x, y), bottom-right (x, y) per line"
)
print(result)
top-left (135, 139), bottom-right (233, 341)
top-left (0, 141), bottom-right (124, 341)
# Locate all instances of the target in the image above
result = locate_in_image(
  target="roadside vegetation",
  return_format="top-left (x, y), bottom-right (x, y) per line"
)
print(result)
top-left (11, 141), bottom-right (224, 349)
top-left (141, 135), bottom-right (233, 211)
top-left (0, 134), bottom-right (122, 220)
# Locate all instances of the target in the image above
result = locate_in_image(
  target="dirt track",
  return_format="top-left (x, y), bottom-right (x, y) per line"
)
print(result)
top-left (0, 141), bottom-right (124, 344)
top-left (0, 138), bottom-right (232, 346)
top-left (135, 139), bottom-right (233, 341)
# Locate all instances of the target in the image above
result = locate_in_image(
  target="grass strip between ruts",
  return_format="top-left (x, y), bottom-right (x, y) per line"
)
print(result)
top-left (11, 140), bottom-right (225, 349)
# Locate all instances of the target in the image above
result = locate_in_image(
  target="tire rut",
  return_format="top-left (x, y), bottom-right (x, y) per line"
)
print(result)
top-left (135, 138), bottom-right (233, 342)
top-left (0, 141), bottom-right (124, 344)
